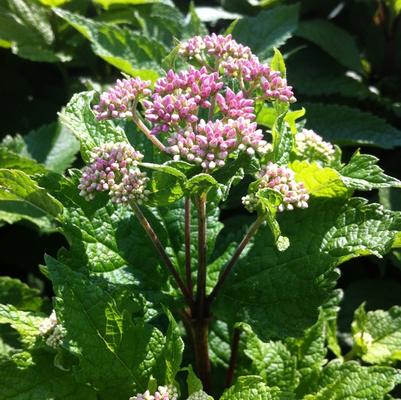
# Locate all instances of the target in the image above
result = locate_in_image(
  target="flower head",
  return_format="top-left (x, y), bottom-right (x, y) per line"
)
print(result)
top-left (295, 129), bottom-right (335, 163)
top-left (166, 118), bottom-right (271, 170)
top-left (129, 386), bottom-right (177, 400)
top-left (78, 143), bottom-right (149, 204)
top-left (216, 88), bottom-right (255, 120)
top-left (93, 77), bottom-right (152, 120)
top-left (144, 67), bottom-right (223, 134)
top-left (39, 310), bottom-right (65, 349)
top-left (243, 163), bottom-right (309, 212)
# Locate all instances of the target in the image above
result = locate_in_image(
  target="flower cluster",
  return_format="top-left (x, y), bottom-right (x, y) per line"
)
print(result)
top-left (179, 33), bottom-right (252, 61)
top-left (78, 142), bottom-right (149, 204)
top-left (39, 310), bottom-right (65, 349)
top-left (216, 88), bottom-right (255, 120)
top-left (93, 77), bottom-right (151, 120)
top-left (129, 386), bottom-right (177, 400)
top-left (144, 67), bottom-right (223, 134)
top-left (295, 129), bottom-right (335, 163)
top-left (166, 118), bottom-right (271, 170)
top-left (243, 163), bottom-right (309, 212)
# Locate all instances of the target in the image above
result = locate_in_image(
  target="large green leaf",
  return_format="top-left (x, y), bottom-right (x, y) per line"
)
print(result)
top-left (352, 304), bottom-right (401, 364)
top-left (0, 351), bottom-right (97, 399)
top-left (59, 91), bottom-right (128, 163)
top-left (214, 198), bottom-right (401, 340)
top-left (303, 103), bottom-right (401, 149)
top-left (339, 151), bottom-right (401, 191)
top-left (54, 8), bottom-right (167, 81)
top-left (47, 256), bottom-right (183, 399)
top-left (232, 4), bottom-right (300, 59)
top-left (0, 147), bottom-right (46, 175)
top-left (302, 360), bottom-right (400, 399)
top-left (0, 169), bottom-right (62, 230)
top-left (220, 376), bottom-right (285, 400)
top-left (296, 19), bottom-right (361, 72)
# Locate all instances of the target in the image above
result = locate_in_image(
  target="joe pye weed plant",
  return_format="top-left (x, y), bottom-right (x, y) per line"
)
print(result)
top-left (1, 33), bottom-right (401, 400)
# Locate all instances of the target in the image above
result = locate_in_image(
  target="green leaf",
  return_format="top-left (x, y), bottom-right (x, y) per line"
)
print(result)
top-left (244, 328), bottom-right (299, 390)
top-left (0, 169), bottom-right (62, 230)
top-left (220, 376), bottom-right (284, 399)
top-left (0, 147), bottom-right (46, 175)
top-left (0, 304), bottom-right (43, 349)
top-left (188, 391), bottom-right (213, 400)
top-left (186, 364), bottom-right (203, 395)
top-left (184, 2), bottom-right (208, 38)
top-left (0, 277), bottom-right (42, 311)
top-left (54, 8), bottom-right (166, 81)
top-left (303, 103), bottom-right (401, 149)
top-left (303, 360), bottom-right (400, 399)
top-left (352, 304), bottom-right (401, 364)
top-left (94, 0), bottom-right (162, 8)
top-left (185, 173), bottom-right (219, 195)
top-left (290, 161), bottom-right (350, 199)
top-left (296, 19), bottom-right (361, 72)
top-left (232, 4), bottom-right (300, 59)
top-left (47, 256), bottom-right (183, 398)
top-left (271, 48), bottom-right (286, 77)
top-left (24, 122), bottom-right (80, 173)
top-left (0, 351), bottom-right (97, 399)
top-left (214, 198), bottom-right (401, 339)
top-left (272, 111), bottom-right (292, 164)
top-left (340, 151), bottom-right (401, 191)
top-left (59, 91), bottom-right (128, 163)
top-left (208, 320), bottom-right (231, 368)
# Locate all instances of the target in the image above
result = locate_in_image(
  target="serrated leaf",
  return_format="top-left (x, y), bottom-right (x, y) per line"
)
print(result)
top-left (296, 19), bottom-right (361, 72)
top-left (0, 147), bottom-right (46, 174)
top-left (0, 304), bottom-right (43, 349)
top-left (47, 256), bottom-right (183, 398)
top-left (59, 91), bottom-right (128, 163)
top-left (290, 161), bottom-right (350, 199)
top-left (232, 4), bottom-right (300, 59)
top-left (272, 111), bottom-right (292, 164)
top-left (303, 103), bottom-right (401, 149)
top-left (0, 351), bottom-right (97, 399)
top-left (244, 331), bottom-right (299, 390)
top-left (303, 360), bottom-right (400, 399)
top-left (186, 365), bottom-right (203, 394)
top-left (352, 304), bottom-right (401, 364)
top-left (54, 8), bottom-right (166, 81)
top-left (215, 198), bottom-right (401, 339)
top-left (0, 169), bottom-right (62, 229)
top-left (0, 277), bottom-right (42, 311)
top-left (220, 376), bottom-right (284, 399)
top-left (340, 151), bottom-right (401, 191)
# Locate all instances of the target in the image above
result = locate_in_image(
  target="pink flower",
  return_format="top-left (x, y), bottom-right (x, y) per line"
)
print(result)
top-left (93, 78), bottom-right (151, 120)
top-left (78, 143), bottom-right (149, 204)
top-left (216, 88), bottom-right (255, 120)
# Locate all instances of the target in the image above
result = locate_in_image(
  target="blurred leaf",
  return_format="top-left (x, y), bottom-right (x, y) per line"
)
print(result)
top-left (232, 4), bottom-right (300, 59)
top-left (94, 0), bottom-right (162, 8)
top-left (303, 103), bottom-right (401, 149)
top-left (0, 277), bottom-right (42, 312)
top-left (296, 19), bottom-right (361, 72)
top-left (0, 147), bottom-right (46, 175)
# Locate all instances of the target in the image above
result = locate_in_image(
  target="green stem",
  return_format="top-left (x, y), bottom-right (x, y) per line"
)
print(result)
top-left (208, 216), bottom-right (264, 305)
top-left (185, 197), bottom-right (193, 296)
top-left (131, 202), bottom-right (194, 308)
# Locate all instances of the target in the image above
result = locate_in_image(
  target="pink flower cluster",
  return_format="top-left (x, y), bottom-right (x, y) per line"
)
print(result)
top-left (179, 33), bottom-right (252, 61)
top-left (166, 118), bottom-right (271, 170)
top-left (93, 78), bottom-right (151, 120)
top-left (144, 67), bottom-right (223, 134)
top-left (216, 88), bottom-right (255, 120)
top-left (295, 129), bottom-right (335, 163)
top-left (78, 142), bottom-right (149, 204)
top-left (129, 386), bottom-right (177, 400)
top-left (243, 163), bottom-right (309, 212)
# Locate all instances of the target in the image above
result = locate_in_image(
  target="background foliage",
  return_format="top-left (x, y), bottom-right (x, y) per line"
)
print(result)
top-left (1, 0), bottom-right (401, 398)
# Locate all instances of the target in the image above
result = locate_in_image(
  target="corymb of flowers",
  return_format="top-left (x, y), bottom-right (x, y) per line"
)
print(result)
top-left (81, 33), bottom-right (328, 219)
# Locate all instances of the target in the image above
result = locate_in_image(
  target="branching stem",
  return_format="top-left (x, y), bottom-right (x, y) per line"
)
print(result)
top-left (185, 197), bottom-right (193, 296)
top-left (208, 216), bottom-right (264, 305)
top-left (225, 327), bottom-right (241, 388)
top-left (132, 112), bottom-right (166, 153)
top-left (195, 192), bottom-right (208, 318)
top-left (131, 202), bottom-right (194, 308)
